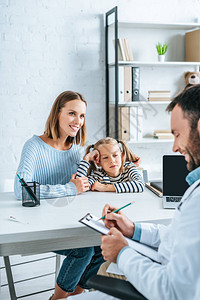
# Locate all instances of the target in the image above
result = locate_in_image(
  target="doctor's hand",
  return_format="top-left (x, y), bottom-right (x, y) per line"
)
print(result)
top-left (101, 227), bottom-right (128, 263)
top-left (102, 203), bottom-right (135, 238)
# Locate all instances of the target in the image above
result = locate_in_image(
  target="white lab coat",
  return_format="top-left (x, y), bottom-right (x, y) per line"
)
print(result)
top-left (69, 179), bottom-right (200, 300)
top-left (118, 179), bottom-right (200, 300)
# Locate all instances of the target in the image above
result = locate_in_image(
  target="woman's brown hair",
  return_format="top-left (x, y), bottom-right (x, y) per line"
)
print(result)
top-left (85, 137), bottom-right (138, 175)
top-left (45, 91), bottom-right (87, 146)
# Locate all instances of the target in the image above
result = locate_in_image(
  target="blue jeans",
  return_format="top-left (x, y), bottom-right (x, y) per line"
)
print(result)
top-left (54, 246), bottom-right (104, 293)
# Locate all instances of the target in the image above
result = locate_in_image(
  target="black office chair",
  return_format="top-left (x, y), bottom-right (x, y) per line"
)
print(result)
top-left (87, 275), bottom-right (147, 300)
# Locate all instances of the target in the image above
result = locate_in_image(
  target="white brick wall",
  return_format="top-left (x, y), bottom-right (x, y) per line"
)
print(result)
top-left (0, 0), bottom-right (200, 191)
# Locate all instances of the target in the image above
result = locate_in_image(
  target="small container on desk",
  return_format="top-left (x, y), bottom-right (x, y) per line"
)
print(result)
top-left (22, 181), bottom-right (40, 207)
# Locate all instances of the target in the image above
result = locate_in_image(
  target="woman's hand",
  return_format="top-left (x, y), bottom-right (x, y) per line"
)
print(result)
top-left (84, 150), bottom-right (100, 165)
top-left (102, 203), bottom-right (135, 238)
top-left (91, 182), bottom-right (116, 192)
top-left (101, 228), bottom-right (128, 263)
top-left (70, 173), bottom-right (89, 194)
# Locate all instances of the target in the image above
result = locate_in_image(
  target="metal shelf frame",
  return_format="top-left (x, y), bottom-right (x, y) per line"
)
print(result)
top-left (105, 6), bottom-right (118, 138)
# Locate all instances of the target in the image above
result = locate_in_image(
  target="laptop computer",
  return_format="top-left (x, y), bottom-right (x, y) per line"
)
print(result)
top-left (145, 155), bottom-right (189, 208)
top-left (162, 155), bottom-right (189, 208)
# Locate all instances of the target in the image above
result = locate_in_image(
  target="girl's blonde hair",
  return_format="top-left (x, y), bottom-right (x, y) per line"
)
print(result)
top-left (85, 137), bottom-right (138, 175)
top-left (45, 91), bottom-right (87, 146)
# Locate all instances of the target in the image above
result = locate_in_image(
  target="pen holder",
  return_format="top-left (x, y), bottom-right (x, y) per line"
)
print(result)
top-left (22, 181), bottom-right (40, 207)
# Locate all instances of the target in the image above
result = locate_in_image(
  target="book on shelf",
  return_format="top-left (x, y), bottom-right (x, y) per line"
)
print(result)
top-left (124, 38), bottom-right (134, 61)
top-left (109, 66), bottom-right (132, 103)
top-left (154, 135), bottom-right (174, 139)
top-left (114, 38), bottom-right (133, 61)
top-left (129, 106), bottom-right (143, 141)
top-left (153, 130), bottom-right (173, 139)
top-left (148, 90), bottom-right (171, 101)
top-left (154, 130), bottom-right (171, 134)
top-left (121, 38), bottom-right (129, 61)
top-left (118, 106), bottom-right (130, 141)
top-left (109, 105), bottom-right (143, 142)
top-left (118, 38), bottom-right (126, 61)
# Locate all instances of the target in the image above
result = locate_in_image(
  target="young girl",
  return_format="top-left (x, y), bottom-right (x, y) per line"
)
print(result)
top-left (76, 137), bottom-right (144, 193)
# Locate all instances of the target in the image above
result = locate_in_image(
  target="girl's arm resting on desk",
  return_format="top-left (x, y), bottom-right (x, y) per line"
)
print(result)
top-left (91, 182), bottom-right (116, 192)
top-left (114, 166), bottom-right (145, 193)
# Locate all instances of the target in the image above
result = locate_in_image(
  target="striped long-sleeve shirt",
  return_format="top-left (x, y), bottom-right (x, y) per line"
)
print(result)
top-left (76, 160), bottom-right (144, 193)
top-left (14, 135), bottom-right (84, 199)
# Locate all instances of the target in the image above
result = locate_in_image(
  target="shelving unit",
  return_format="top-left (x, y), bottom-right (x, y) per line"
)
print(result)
top-left (105, 6), bottom-right (200, 142)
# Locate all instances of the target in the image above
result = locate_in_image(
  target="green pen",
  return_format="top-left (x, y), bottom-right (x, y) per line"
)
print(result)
top-left (100, 201), bottom-right (135, 220)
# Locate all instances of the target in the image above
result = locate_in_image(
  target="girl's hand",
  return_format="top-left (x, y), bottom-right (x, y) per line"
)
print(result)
top-left (134, 156), bottom-right (141, 167)
top-left (91, 182), bottom-right (107, 192)
top-left (91, 182), bottom-right (116, 192)
top-left (84, 150), bottom-right (100, 165)
top-left (102, 203), bottom-right (135, 238)
top-left (70, 173), bottom-right (89, 194)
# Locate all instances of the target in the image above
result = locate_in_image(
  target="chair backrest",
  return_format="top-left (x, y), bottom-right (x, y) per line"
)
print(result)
top-left (0, 179), bottom-right (14, 192)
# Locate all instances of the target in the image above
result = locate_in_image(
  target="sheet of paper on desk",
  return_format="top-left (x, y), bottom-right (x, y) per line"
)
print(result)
top-left (79, 213), bottom-right (161, 264)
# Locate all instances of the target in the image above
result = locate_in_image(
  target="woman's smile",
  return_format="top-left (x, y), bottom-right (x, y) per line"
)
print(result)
top-left (70, 125), bottom-right (80, 132)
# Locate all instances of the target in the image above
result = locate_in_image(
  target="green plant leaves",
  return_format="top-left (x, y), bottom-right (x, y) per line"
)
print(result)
top-left (156, 43), bottom-right (168, 55)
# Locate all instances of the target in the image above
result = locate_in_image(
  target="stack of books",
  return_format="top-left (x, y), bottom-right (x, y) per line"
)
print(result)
top-left (153, 130), bottom-right (174, 140)
top-left (148, 90), bottom-right (170, 101)
top-left (117, 38), bottom-right (134, 61)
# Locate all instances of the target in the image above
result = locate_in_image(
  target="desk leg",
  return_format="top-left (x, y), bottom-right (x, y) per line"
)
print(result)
top-left (0, 266), bottom-right (1, 300)
top-left (55, 254), bottom-right (61, 285)
top-left (3, 256), bottom-right (17, 300)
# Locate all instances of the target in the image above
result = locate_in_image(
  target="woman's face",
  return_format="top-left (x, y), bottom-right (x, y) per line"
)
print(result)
top-left (58, 100), bottom-right (86, 138)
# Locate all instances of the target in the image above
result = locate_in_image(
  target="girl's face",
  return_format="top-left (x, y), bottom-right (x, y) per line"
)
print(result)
top-left (98, 143), bottom-right (123, 177)
top-left (58, 100), bottom-right (86, 139)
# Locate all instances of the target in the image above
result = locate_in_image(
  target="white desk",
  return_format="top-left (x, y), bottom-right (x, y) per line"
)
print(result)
top-left (0, 189), bottom-right (174, 257)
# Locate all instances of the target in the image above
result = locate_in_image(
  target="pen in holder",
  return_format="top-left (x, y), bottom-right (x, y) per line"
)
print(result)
top-left (22, 181), bottom-right (40, 207)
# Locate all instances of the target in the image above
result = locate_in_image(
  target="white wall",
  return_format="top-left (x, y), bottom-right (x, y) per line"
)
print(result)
top-left (1, 0), bottom-right (200, 191)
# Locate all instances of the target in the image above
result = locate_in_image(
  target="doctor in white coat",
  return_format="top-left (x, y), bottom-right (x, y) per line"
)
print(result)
top-left (66, 86), bottom-right (200, 300)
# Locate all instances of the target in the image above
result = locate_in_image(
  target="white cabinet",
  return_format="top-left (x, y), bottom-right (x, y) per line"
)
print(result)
top-left (105, 6), bottom-right (200, 144)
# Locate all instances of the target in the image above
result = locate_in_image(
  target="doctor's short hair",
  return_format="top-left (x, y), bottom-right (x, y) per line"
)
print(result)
top-left (166, 84), bottom-right (200, 130)
top-left (45, 91), bottom-right (87, 146)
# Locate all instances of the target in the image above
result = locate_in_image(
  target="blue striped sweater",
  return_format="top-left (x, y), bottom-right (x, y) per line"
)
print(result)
top-left (76, 160), bottom-right (144, 193)
top-left (14, 135), bottom-right (83, 199)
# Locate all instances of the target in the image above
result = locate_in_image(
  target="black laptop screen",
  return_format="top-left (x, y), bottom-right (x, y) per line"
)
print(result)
top-left (163, 155), bottom-right (189, 196)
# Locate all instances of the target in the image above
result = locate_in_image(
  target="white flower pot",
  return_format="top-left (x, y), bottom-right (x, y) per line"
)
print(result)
top-left (158, 54), bottom-right (165, 62)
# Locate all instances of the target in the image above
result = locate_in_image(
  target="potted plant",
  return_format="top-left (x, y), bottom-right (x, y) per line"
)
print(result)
top-left (156, 43), bottom-right (168, 62)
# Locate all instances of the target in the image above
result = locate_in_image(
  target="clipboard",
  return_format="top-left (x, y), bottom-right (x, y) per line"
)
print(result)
top-left (79, 213), bottom-right (109, 236)
top-left (79, 213), bottom-right (161, 263)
